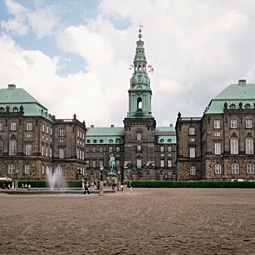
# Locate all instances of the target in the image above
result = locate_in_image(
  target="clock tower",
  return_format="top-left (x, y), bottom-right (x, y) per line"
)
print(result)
top-left (123, 28), bottom-right (156, 180)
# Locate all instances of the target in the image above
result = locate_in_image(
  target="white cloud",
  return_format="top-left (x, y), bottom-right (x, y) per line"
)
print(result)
top-left (1, 18), bottom-right (28, 35)
top-left (27, 8), bottom-right (58, 39)
top-left (4, 0), bottom-right (28, 15)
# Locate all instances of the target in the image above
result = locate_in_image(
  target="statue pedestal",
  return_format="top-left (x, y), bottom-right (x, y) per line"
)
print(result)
top-left (107, 172), bottom-right (117, 187)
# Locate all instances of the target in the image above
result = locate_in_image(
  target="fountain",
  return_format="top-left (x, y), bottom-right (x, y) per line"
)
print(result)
top-left (46, 165), bottom-right (66, 191)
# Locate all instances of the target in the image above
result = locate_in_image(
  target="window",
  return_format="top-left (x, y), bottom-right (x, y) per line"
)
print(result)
top-left (168, 146), bottom-right (171, 152)
top-left (77, 149), bottom-right (80, 159)
top-left (137, 133), bottom-right (142, 140)
top-left (77, 130), bottom-right (80, 137)
top-left (26, 122), bottom-right (32, 131)
top-left (50, 147), bottom-right (52, 158)
top-left (86, 160), bottom-right (90, 167)
top-left (246, 119), bottom-right (252, 128)
top-left (92, 147), bottom-right (96, 152)
top-left (93, 139), bottom-right (97, 143)
top-left (86, 147), bottom-right (89, 152)
top-left (100, 147), bottom-right (103, 152)
top-left (190, 166), bottom-right (196, 175)
top-left (245, 104), bottom-right (251, 109)
top-left (247, 163), bottom-right (255, 174)
top-left (160, 139), bottom-right (164, 143)
top-left (50, 128), bottom-right (53, 136)
top-left (0, 139), bottom-right (3, 155)
top-left (99, 160), bottom-right (104, 168)
top-left (59, 148), bottom-right (64, 158)
top-left (42, 123), bottom-right (45, 132)
top-left (83, 133), bottom-right (85, 140)
top-left (231, 163), bottom-right (239, 174)
top-left (214, 143), bottom-right (221, 155)
top-left (160, 160), bottom-right (164, 168)
top-left (214, 132), bottom-right (220, 137)
top-left (87, 140), bottom-right (90, 144)
top-left (60, 138), bottom-right (64, 143)
top-left (230, 137), bottom-right (238, 154)
top-left (160, 146), bottom-right (164, 152)
top-left (25, 165), bottom-right (30, 175)
top-left (215, 164), bottom-right (221, 174)
top-left (46, 126), bottom-right (49, 134)
top-left (168, 160), bottom-right (172, 167)
top-left (214, 120), bottom-right (220, 129)
top-left (109, 147), bottom-right (113, 152)
top-left (137, 159), bottom-right (142, 168)
top-left (100, 139), bottom-right (104, 143)
top-left (231, 120), bottom-right (237, 129)
top-left (245, 137), bottom-right (253, 154)
top-left (60, 128), bottom-right (65, 136)
top-left (8, 164), bottom-right (15, 174)
top-left (167, 139), bottom-right (172, 143)
top-left (137, 145), bottom-right (141, 152)
top-left (92, 160), bottom-right (96, 168)
top-left (0, 122), bottom-right (3, 131)
top-left (11, 122), bottom-right (16, 131)
top-left (41, 144), bottom-right (44, 156)
top-left (190, 138), bottom-right (195, 142)
top-left (13, 107), bottom-right (18, 112)
top-left (9, 139), bottom-right (17, 155)
top-left (109, 139), bottom-right (113, 144)
top-left (189, 148), bottom-right (195, 158)
top-left (230, 104), bottom-right (236, 109)
top-left (189, 127), bottom-right (195, 135)
top-left (26, 134), bottom-right (32, 139)
top-left (0, 107), bottom-right (4, 113)
top-left (42, 165), bottom-right (45, 175)
top-left (26, 144), bottom-right (32, 155)
top-left (116, 139), bottom-right (121, 143)
top-left (116, 147), bottom-right (120, 152)
top-left (45, 146), bottom-right (48, 157)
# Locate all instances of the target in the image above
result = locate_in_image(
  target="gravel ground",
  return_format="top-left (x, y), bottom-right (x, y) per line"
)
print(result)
top-left (0, 188), bottom-right (255, 255)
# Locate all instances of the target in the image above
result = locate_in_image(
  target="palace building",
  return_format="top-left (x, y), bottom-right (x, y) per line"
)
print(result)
top-left (0, 30), bottom-right (255, 181)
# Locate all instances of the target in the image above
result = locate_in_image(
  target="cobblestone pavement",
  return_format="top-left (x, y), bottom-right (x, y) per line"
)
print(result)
top-left (0, 188), bottom-right (255, 255)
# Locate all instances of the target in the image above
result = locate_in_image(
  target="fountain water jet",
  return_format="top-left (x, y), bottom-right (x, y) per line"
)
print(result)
top-left (46, 166), bottom-right (66, 191)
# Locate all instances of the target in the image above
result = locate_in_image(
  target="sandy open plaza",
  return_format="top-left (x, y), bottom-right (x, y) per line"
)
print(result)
top-left (0, 188), bottom-right (255, 255)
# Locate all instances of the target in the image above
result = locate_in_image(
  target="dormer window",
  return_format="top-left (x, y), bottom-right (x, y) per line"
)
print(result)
top-left (13, 107), bottom-right (18, 112)
top-left (230, 104), bottom-right (236, 109)
top-left (245, 104), bottom-right (251, 109)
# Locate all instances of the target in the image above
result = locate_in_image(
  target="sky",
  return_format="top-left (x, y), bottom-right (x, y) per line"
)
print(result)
top-left (1, 0), bottom-right (255, 128)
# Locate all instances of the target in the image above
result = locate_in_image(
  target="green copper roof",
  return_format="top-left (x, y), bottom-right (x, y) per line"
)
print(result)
top-left (86, 126), bottom-right (124, 144)
top-left (155, 126), bottom-right (176, 144)
top-left (156, 135), bottom-right (176, 144)
top-left (204, 80), bottom-right (255, 114)
top-left (156, 126), bottom-right (175, 132)
top-left (0, 84), bottom-right (53, 122)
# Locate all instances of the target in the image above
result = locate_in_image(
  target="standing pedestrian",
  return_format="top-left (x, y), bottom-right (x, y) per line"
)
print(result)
top-left (129, 181), bottom-right (133, 193)
top-left (84, 179), bottom-right (90, 194)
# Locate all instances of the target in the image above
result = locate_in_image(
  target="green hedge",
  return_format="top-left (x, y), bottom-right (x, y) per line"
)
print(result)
top-left (127, 180), bottom-right (255, 188)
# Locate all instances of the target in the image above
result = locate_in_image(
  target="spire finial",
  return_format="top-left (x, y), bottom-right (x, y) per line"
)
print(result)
top-left (137, 22), bottom-right (143, 40)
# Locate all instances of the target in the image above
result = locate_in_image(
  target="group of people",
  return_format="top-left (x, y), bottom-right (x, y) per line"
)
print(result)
top-left (81, 178), bottom-right (133, 193)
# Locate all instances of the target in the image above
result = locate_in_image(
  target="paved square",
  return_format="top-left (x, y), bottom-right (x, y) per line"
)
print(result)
top-left (0, 188), bottom-right (255, 254)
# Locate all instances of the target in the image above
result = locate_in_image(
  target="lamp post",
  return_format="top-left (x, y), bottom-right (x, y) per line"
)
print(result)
top-left (15, 169), bottom-right (19, 190)
top-left (99, 165), bottom-right (104, 196)
top-left (117, 169), bottom-right (121, 191)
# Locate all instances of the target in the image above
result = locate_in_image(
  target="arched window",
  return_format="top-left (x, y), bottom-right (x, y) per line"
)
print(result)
top-left (247, 163), bottom-right (255, 174)
top-left (13, 107), bottom-right (18, 112)
top-left (100, 139), bottom-right (104, 143)
top-left (87, 139), bottom-right (90, 144)
top-left (231, 163), bottom-right (239, 174)
top-left (245, 104), bottom-right (251, 109)
top-left (0, 139), bottom-right (3, 155)
top-left (245, 137), bottom-right (253, 154)
top-left (0, 107), bottom-right (4, 113)
top-left (109, 139), bottom-right (113, 144)
top-left (137, 97), bottom-right (142, 110)
top-left (230, 104), bottom-right (236, 109)
top-left (9, 139), bottom-right (17, 155)
top-left (230, 137), bottom-right (238, 154)
top-left (167, 139), bottom-right (172, 143)
top-left (93, 139), bottom-right (97, 143)
top-left (215, 164), bottom-right (221, 174)
top-left (190, 166), bottom-right (196, 175)
top-left (160, 139), bottom-right (164, 143)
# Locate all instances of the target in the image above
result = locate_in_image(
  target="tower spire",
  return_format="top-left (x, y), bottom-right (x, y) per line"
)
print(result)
top-left (127, 27), bottom-right (153, 118)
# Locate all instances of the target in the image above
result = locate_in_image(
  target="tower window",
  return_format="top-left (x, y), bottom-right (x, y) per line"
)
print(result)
top-left (137, 97), bottom-right (142, 110)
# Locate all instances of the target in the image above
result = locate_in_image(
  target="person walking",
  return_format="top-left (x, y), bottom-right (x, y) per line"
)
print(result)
top-left (129, 181), bottom-right (133, 193)
top-left (84, 179), bottom-right (90, 194)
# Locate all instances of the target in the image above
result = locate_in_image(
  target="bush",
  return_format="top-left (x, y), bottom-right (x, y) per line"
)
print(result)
top-left (127, 180), bottom-right (255, 188)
